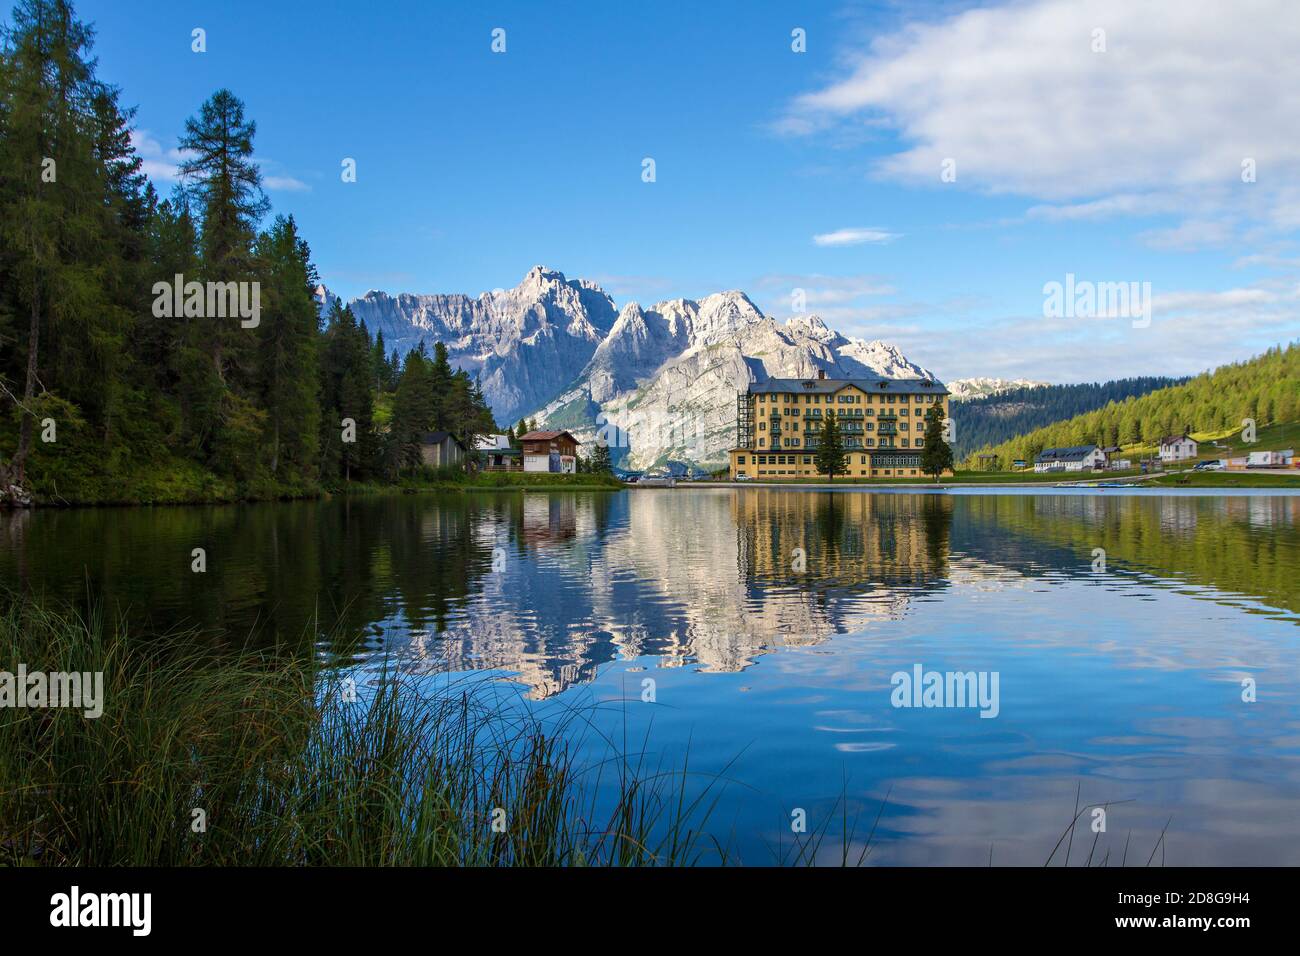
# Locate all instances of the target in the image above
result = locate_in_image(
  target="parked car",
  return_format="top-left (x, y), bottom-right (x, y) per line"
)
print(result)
top-left (735, 474), bottom-right (752, 482)
top-left (1194, 460), bottom-right (1225, 471)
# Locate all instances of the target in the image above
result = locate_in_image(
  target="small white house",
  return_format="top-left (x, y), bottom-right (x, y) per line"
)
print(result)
top-left (1034, 445), bottom-right (1107, 473)
top-left (1159, 433), bottom-right (1198, 462)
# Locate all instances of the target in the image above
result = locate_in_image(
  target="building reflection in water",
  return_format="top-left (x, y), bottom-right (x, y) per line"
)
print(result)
top-left (391, 489), bottom-right (953, 698)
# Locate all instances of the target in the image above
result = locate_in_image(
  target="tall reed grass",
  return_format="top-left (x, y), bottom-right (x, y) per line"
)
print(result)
top-left (0, 598), bottom-right (725, 866)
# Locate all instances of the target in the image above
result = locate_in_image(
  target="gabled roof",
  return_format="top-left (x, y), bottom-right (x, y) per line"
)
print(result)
top-left (749, 374), bottom-right (947, 396)
top-left (1035, 445), bottom-right (1101, 463)
top-left (1158, 434), bottom-right (1196, 446)
top-left (519, 430), bottom-right (578, 443)
top-left (419, 431), bottom-right (465, 449)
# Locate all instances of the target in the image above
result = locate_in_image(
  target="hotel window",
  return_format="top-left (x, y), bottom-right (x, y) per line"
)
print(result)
top-left (803, 456), bottom-right (811, 464)
top-left (860, 456), bottom-right (867, 465)
top-left (737, 456), bottom-right (746, 464)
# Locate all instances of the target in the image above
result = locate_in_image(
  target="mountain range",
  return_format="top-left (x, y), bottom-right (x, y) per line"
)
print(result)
top-left (946, 377), bottom-right (1049, 400)
top-left (317, 266), bottom-right (938, 468)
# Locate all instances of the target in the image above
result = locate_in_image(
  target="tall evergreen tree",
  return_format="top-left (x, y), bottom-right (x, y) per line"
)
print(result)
top-left (0, 0), bottom-right (105, 487)
top-left (254, 215), bottom-right (320, 481)
top-left (814, 411), bottom-right (847, 480)
top-left (920, 403), bottom-right (954, 481)
top-left (176, 88), bottom-right (268, 450)
top-left (318, 301), bottom-right (376, 482)
top-left (389, 347), bottom-right (434, 474)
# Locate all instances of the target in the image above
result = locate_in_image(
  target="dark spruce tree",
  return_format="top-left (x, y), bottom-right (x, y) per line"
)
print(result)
top-left (176, 88), bottom-right (270, 460)
top-left (254, 215), bottom-right (320, 483)
top-left (0, 0), bottom-right (113, 492)
top-left (814, 411), bottom-right (847, 481)
top-left (920, 403), bottom-right (954, 482)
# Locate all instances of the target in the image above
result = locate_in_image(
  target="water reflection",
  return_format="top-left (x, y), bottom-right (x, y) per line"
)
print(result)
top-left (4, 488), bottom-right (1300, 863)
top-left (3, 489), bottom-right (1297, 698)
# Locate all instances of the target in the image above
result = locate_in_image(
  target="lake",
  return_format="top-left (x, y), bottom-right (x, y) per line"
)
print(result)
top-left (3, 486), bottom-right (1299, 865)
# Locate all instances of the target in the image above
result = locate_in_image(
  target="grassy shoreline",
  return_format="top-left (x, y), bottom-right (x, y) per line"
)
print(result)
top-left (15, 469), bottom-right (625, 509)
top-left (0, 598), bottom-right (721, 866)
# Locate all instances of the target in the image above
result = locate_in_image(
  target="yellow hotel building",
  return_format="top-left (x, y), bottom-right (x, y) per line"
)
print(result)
top-left (729, 370), bottom-right (952, 480)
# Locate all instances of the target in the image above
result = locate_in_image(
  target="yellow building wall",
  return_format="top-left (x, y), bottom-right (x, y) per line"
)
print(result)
top-left (730, 386), bottom-right (951, 480)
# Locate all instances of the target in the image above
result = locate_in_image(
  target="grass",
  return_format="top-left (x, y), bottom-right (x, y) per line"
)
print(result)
top-left (0, 596), bottom-right (1191, 866)
top-left (0, 598), bottom-right (719, 866)
top-left (1143, 471), bottom-right (1300, 488)
top-left (340, 469), bottom-right (625, 495)
top-left (1135, 420), bottom-right (1300, 460)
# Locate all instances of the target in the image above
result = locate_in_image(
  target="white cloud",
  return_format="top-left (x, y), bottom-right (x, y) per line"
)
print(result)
top-left (130, 129), bottom-right (187, 182)
top-left (893, 280), bottom-right (1300, 383)
top-left (812, 227), bottom-right (899, 246)
top-left (780, 0), bottom-right (1300, 238)
top-left (131, 130), bottom-right (309, 192)
top-left (756, 273), bottom-right (895, 304)
top-left (1140, 220), bottom-right (1235, 251)
top-left (262, 174), bottom-right (310, 192)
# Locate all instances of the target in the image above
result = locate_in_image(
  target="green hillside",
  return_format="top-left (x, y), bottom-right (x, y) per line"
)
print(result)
top-left (960, 343), bottom-right (1300, 469)
top-left (952, 377), bottom-right (1183, 457)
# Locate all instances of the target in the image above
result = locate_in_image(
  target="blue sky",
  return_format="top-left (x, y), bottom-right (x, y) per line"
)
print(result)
top-left (76, 0), bottom-right (1300, 383)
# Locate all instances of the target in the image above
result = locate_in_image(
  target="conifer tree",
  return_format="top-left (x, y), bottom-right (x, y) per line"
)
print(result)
top-left (920, 403), bottom-right (953, 481)
top-left (815, 411), bottom-right (847, 480)
top-left (254, 215), bottom-right (320, 480)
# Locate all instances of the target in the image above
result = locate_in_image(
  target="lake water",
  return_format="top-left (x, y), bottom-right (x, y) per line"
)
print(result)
top-left (4, 487), bottom-right (1299, 864)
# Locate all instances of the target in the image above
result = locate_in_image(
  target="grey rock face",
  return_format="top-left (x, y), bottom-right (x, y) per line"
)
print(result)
top-left (318, 267), bottom-right (936, 467)
top-left (319, 266), bottom-right (617, 425)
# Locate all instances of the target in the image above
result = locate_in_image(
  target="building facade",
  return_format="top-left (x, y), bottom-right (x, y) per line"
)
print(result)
top-left (476, 433), bottom-right (521, 471)
top-left (1158, 434), bottom-right (1198, 462)
top-left (418, 431), bottom-right (465, 468)
top-left (1033, 445), bottom-right (1107, 472)
top-left (728, 371), bottom-right (951, 480)
top-left (519, 430), bottom-right (579, 474)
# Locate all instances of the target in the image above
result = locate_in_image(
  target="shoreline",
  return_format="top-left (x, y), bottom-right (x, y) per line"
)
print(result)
top-left (678, 474), bottom-right (1300, 491)
top-left (6, 476), bottom-right (626, 511)
top-left (9, 472), bottom-right (1299, 510)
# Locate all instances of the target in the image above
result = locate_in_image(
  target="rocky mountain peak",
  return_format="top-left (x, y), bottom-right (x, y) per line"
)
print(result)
top-left (322, 267), bottom-right (943, 462)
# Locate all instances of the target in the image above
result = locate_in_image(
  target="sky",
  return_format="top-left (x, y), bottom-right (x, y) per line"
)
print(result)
top-left (73, 0), bottom-right (1300, 384)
